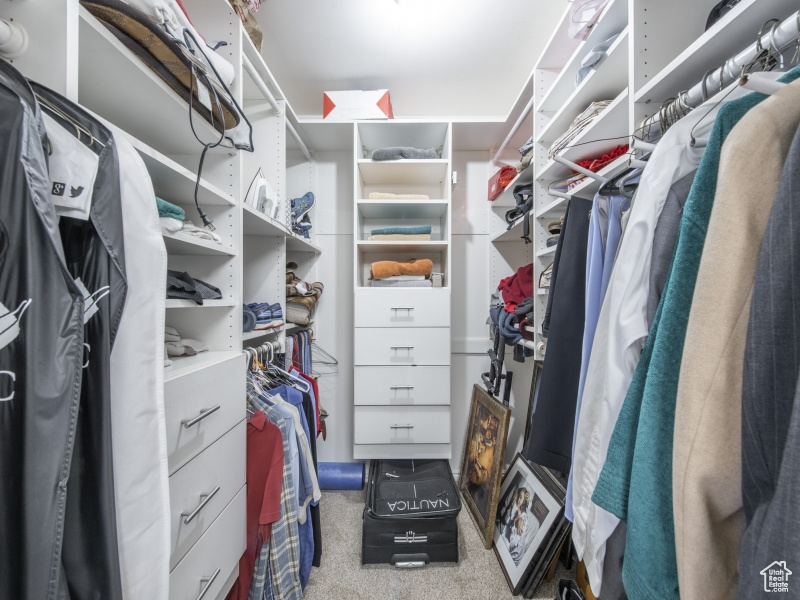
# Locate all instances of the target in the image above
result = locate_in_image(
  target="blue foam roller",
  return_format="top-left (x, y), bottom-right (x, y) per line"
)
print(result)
top-left (318, 462), bottom-right (365, 490)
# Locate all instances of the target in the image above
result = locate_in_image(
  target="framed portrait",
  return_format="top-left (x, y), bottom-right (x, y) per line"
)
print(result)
top-left (459, 384), bottom-right (511, 549)
top-left (523, 360), bottom-right (544, 448)
top-left (493, 453), bottom-right (566, 594)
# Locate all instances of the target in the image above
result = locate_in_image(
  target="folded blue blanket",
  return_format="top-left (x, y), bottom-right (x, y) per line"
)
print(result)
top-left (370, 226), bottom-right (432, 235)
top-left (371, 147), bottom-right (438, 161)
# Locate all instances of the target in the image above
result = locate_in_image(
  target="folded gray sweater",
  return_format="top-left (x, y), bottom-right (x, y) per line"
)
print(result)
top-left (371, 147), bottom-right (438, 161)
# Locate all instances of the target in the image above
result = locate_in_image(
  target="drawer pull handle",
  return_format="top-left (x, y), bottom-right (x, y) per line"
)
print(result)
top-left (390, 385), bottom-right (414, 390)
top-left (182, 405), bottom-right (221, 428)
top-left (390, 424), bottom-right (415, 429)
top-left (390, 346), bottom-right (414, 350)
top-left (195, 568), bottom-right (221, 600)
top-left (391, 307), bottom-right (415, 311)
top-left (181, 485), bottom-right (221, 524)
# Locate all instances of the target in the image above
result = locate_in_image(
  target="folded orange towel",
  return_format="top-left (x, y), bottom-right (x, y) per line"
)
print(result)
top-left (370, 258), bottom-right (434, 280)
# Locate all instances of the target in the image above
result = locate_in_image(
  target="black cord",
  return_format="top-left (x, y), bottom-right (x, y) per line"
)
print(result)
top-left (182, 29), bottom-right (254, 230)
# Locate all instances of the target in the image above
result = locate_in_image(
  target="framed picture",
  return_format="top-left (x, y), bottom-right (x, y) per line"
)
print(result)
top-left (523, 360), bottom-right (544, 447)
top-left (493, 453), bottom-right (566, 594)
top-left (459, 384), bottom-right (511, 549)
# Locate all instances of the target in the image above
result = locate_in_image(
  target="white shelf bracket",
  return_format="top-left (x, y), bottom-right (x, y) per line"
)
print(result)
top-left (552, 155), bottom-right (608, 184)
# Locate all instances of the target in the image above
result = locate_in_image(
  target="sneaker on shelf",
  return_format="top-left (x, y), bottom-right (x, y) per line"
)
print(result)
top-left (291, 192), bottom-right (315, 221)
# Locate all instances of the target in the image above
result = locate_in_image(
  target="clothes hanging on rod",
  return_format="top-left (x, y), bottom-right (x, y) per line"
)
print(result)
top-left (550, 61), bottom-right (800, 600)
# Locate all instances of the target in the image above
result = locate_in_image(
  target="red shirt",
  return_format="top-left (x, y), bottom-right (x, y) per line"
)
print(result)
top-left (227, 411), bottom-right (283, 600)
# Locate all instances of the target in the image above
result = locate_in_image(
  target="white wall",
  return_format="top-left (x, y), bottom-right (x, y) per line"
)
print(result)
top-left (312, 149), bottom-right (535, 472)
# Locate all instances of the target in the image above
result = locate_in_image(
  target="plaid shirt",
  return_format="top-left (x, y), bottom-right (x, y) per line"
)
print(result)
top-left (248, 414), bottom-right (302, 600)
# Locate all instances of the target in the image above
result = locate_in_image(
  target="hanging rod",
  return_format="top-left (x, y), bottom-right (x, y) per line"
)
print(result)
top-left (242, 54), bottom-right (281, 114)
top-left (553, 155), bottom-right (608, 184)
top-left (241, 54), bottom-right (313, 162)
top-left (492, 96), bottom-right (533, 165)
top-left (641, 10), bottom-right (800, 133)
top-left (287, 120), bottom-right (312, 162)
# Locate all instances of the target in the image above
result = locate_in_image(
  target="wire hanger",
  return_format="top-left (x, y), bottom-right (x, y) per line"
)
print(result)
top-left (34, 92), bottom-right (103, 149)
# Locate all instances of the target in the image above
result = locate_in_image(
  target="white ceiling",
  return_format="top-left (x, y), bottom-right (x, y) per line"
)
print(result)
top-left (255, 0), bottom-right (568, 121)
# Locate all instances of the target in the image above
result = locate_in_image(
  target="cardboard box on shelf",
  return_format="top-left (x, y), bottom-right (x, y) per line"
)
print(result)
top-left (322, 89), bottom-right (394, 121)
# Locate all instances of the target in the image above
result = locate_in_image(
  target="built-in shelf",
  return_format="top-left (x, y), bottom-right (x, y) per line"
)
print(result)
top-left (537, 289), bottom-right (549, 296)
top-left (537, 88), bottom-right (630, 183)
top-left (357, 200), bottom-right (449, 219)
top-left (162, 230), bottom-right (236, 256)
top-left (634, 0), bottom-right (800, 104)
top-left (112, 129), bottom-right (236, 207)
top-left (357, 240), bottom-right (449, 253)
top-left (164, 350), bottom-right (241, 383)
top-left (286, 235), bottom-right (322, 253)
top-left (538, 0), bottom-right (628, 116)
top-left (242, 204), bottom-right (289, 237)
top-left (536, 154), bottom-right (631, 220)
top-left (242, 327), bottom-right (283, 341)
top-left (165, 298), bottom-right (236, 309)
top-left (491, 214), bottom-right (532, 243)
top-left (536, 246), bottom-right (557, 258)
top-left (536, 29), bottom-right (629, 145)
top-left (490, 164), bottom-right (534, 208)
top-left (78, 7), bottom-right (228, 157)
top-left (525, 326), bottom-right (536, 333)
top-left (286, 323), bottom-right (309, 335)
top-left (518, 338), bottom-right (536, 350)
top-left (357, 160), bottom-right (449, 185)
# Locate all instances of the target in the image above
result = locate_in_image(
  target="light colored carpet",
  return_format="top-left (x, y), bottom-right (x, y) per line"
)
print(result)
top-left (302, 490), bottom-right (574, 600)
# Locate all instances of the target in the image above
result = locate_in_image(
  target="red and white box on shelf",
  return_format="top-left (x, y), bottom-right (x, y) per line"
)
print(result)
top-left (322, 89), bottom-right (394, 121)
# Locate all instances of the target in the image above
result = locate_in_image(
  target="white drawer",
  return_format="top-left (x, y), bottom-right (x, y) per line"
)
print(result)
top-left (354, 405), bottom-right (451, 445)
top-left (169, 486), bottom-right (245, 600)
top-left (164, 354), bottom-right (245, 474)
top-left (355, 288), bottom-right (450, 328)
top-left (169, 421), bottom-right (246, 569)
top-left (354, 366), bottom-right (450, 406)
top-left (354, 327), bottom-right (450, 366)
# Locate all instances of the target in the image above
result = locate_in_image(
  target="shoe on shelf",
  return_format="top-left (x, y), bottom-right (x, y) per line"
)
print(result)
top-left (291, 192), bottom-right (315, 221)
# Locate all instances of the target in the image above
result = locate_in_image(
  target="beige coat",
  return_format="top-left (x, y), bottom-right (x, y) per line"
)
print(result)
top-left (674, 80), bottom-right (800, 600)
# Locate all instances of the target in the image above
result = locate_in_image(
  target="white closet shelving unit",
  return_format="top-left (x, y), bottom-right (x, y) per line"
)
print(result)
top-left (352, 121), bottom-right (453, 460)
top-left (4, 1), bottom-right (322, 597)
top-left (524, 0), bottom-right (800, 361)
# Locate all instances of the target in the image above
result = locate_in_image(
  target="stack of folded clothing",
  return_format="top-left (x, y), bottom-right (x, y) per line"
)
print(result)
top-left (369, 258), bottom-right (434, 288)
top-left (368, 226), bottom-right (431, 241)
top-left (546, 218), bottom-right (563, 247)
top-left (158, 197), bottom-right (223, 245)
top-left (548, 100), bottom-right (612, 159)
top-left (166, 270), bottom-right (222, 305)
top-left (517, 136), bottom-right (533, 173)
top-left (371, 147), bottom-right (439, 161)
top-left (286, 262), bottom-right (324, 325)
top-left (243, 303), bottom-right (284, 332)
top-left (368, 192), bottom-right (430, 200)
top-left (164, 326), bottom-right (209, 363)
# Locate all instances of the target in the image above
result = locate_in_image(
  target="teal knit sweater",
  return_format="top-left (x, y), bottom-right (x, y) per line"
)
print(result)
top-left (591, 65), bottom-right (800, 600)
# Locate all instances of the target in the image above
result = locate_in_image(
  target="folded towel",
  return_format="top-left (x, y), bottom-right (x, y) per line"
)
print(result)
top-left (371, 147), bottom-right (438, 161)
top-left (160, 217), bottom-right (183, 232)
top-left (181, 220), bottom-right (223, 243)
top-left (371, 279), bottom-right (432, 288)
top-left (165, 341), bottom-right (185, 357)
top-left (380, 275), bottom-right (426, 281)
top-left (371, 226), bottom-right (432, 235)
top-left (368, 234), bottom-right (431, 241)
top-left (370, 258), bottom-right (433, 280)
top-left (368, 192), bottom-right (430, 200)
top-left (156, 197), bottom-right (185, 220)
top-left (164, 326), bottom-right (181, 342)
